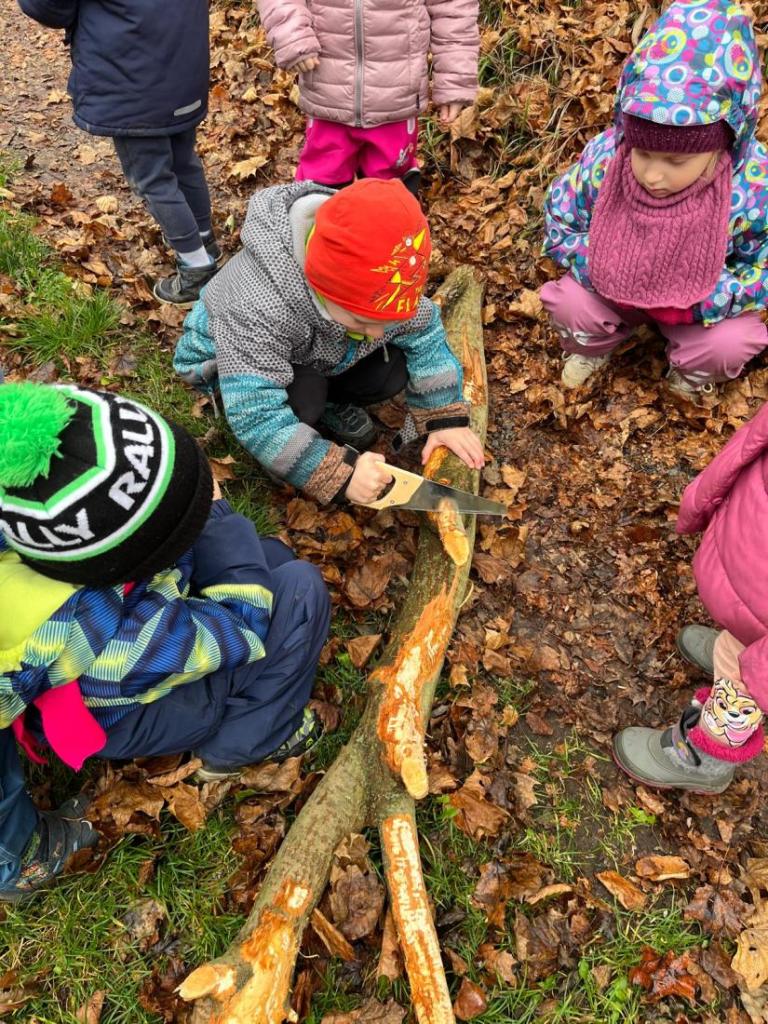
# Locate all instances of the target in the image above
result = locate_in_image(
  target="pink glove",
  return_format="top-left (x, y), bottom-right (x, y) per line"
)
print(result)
top-left (645, 306), bottom-right (696, 326)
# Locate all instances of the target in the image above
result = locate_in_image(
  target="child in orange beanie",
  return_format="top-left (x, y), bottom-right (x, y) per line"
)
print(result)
top-left (174, 178), bottom-right (484, 504)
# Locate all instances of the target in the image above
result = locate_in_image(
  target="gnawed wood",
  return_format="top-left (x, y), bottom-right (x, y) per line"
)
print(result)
top-left (381, 813), bottom-right (454, 1024)
top-left (182, 266), bottom-right (488, 1024)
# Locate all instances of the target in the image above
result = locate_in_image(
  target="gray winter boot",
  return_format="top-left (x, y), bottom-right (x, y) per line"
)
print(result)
top-left (153, 259), bottom-right (218, 306)
top-left (676, 624), bottom-right (718, 674)
top-left (613, 706), bottom-right (734, 795)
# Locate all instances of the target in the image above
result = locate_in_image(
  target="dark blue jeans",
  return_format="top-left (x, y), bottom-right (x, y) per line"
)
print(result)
top-left (113, 128), bottom-right (212, 255)
top-left (0, 540), bottom-right (330, 885)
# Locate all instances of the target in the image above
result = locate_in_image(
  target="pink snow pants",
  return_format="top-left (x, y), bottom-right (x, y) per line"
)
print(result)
top-left (540, 274), bottom-right (768, 383)
top-left (296, 117), bottom-right (418, 186)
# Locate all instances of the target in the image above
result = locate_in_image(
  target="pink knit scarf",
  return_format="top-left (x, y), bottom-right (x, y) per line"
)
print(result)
top-left (589, 145), bottom-right (732, 310)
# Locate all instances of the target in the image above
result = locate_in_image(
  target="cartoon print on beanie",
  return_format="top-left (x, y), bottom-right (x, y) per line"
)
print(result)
top-left (371, 228), bottom-right (429, 317)
top-left (700, 677), bottom-right (763, 747)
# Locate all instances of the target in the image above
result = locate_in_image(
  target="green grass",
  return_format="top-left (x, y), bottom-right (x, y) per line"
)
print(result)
top-left (1, 812), bottom-right (242, 1023)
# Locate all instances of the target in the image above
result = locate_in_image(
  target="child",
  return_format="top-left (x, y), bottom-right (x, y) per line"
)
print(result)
top-left (541, 0), bottom-right (768, 402)
top-left (18, 0), bottom-right (219, 305)
top-left (0, 382), bottom-right (330, 901)
top-left (256, 0), bottom-right (479, 192)
top-left (613, 401), bottom-right (768, 794)
top-left (173, 178), bottom-right (485, 506)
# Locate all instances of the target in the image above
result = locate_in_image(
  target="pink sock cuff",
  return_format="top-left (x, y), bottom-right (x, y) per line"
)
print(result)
top-left (688, 723), bottom-right (765, 763)
top-left (693, 687), bottom-right (711, 705)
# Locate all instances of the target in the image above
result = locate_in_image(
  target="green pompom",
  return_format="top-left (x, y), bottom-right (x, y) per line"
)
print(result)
top-left (0, 383), bottom-right (76, 489)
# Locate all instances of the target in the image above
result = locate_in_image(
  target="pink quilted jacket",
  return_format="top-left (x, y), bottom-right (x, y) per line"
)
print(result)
top-left (677, 402), bottom-right (768, 712)
top-left (256, 0), bottom-right (479, 127)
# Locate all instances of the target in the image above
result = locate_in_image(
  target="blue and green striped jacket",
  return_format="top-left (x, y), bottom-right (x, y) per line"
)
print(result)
top-left (0, 502), bottom-right (272, 730)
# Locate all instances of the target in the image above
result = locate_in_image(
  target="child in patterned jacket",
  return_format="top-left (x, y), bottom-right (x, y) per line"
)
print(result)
top-left (541, 0), bottom-right (768, 402)
top-left (0, 382), bottom-right (329, 902)
top-left (174, 178), bottom-right (485, 507)
top-left (256, 0), bottom-right (479, 193)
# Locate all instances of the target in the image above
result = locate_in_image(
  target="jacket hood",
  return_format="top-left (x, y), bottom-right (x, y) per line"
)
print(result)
top-left (615, 0), bottom-right (762, 170)
top-left (238, 182), bottom-right (335, 312)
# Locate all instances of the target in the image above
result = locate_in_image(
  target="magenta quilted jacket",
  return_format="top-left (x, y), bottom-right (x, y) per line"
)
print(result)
top-left (677, 402), bottom-right (768, 711)
top-left (256, 0), bottom-right (479, 127)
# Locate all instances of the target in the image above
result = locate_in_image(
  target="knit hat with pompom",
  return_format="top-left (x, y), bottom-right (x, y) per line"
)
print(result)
top-left (0, 382), bottom-right (212, 585)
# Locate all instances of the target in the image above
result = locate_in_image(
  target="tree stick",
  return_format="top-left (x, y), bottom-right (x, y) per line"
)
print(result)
top-left (181, 266), bottom-right (488, 1024)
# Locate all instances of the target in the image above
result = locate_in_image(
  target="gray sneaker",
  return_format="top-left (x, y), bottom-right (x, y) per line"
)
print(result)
top-left (613, 707), bottom-right (734, 795)
top-left (319, 402), bottom-right (377, 448)
top-left (676, 625), bottom-right (718, 674)
top-left (153, 260), bottom-right (218, 306)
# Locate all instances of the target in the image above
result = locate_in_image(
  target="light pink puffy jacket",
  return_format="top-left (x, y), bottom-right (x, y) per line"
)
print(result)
top-left (256, 0), bottom-right (479, 127)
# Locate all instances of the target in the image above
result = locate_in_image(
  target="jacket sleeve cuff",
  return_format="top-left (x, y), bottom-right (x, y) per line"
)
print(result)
top-left (392, 401), bottom-right (470, 451)
top-left (303, 445), bottom-right (358, 504)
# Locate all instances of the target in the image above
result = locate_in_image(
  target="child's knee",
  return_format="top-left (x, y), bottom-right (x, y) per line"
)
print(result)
top-left (674, 315), bottom-right (768, 379)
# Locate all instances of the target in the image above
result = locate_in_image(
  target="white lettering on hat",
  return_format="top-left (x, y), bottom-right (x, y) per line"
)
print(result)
top-left (125, 444), bottom-right (155, 480)
top-left (0, 508), bottom-right (94, 549)
top-left (109, 472), bottom-right (147, 510)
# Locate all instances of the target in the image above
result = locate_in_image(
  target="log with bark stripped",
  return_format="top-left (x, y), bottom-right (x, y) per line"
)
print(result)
top-left (181, 266), bottom-right (488, 1024)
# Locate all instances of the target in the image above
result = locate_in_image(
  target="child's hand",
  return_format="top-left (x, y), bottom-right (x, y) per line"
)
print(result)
top-left (438, 103), bottom-right (464, 126)
top-left (345, 452), bottom-right (393, 505)
top-left (422, 428), bottom-right (485, 471)
top-left (291, 55), bottom-right (320, 73)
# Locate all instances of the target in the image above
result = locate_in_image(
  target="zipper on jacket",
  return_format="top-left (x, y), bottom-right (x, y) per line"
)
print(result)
top-left (383, 342), bottom-right (390, 362)
top-left (354, 0), bottom-right (364, 127)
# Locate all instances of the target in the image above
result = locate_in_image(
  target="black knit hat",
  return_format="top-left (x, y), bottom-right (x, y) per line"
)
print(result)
top-left (0, 382), bottom-right (212, 585)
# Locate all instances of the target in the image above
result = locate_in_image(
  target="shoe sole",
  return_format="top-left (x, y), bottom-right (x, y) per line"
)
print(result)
top-left (151, 284), bottom-right (197, 309)
top-left (610, 744), bottom-right (730, 796)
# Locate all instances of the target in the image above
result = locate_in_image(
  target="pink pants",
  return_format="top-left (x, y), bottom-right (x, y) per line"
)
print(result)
top-left (295, 117), bottom-right (418, 186)
top-left (541, 274), bottom-right (768, 382)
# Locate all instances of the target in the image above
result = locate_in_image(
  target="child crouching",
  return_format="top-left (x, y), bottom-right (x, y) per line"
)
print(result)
top-left (541, 0), bottom-right (768, 402)
top-left (174, 178), bottom-right (485, 506)
top-left (0, 382), bottom-right (330, 901)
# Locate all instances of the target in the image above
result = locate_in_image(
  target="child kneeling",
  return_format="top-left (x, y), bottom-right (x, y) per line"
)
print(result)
top-left (174, 178), bottom-right (484, 506)
top-left (0, 383), bottom-right (330, 902)
top-left (541, 0), bottom-right (768, 402)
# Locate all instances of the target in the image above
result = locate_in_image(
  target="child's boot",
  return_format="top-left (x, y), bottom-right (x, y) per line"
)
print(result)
top-left (561, 352), bottom-right (610, 389)
top-left (0, 799), bottom-right (99, 903)
top-left (676, 624), bottom-right (718, 674)
top-left (666, 368), bottom-right (717, 406)
top-left (613, 705), bottom-right (735, 794)
top-left (200, 230), bottom-right (222, 264)
top-left (153, 260), bottom-right (218, 306)
top-left (319, 402), bottom-right (378, 448)
top-left (195, 707), bottom-right (324, 782)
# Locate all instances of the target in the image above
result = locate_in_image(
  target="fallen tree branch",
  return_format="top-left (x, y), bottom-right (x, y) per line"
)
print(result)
top-left (182, 265), bottom-right (488, 1024)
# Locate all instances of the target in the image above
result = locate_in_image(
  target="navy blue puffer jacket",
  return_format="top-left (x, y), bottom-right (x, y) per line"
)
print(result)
top-left (18, 0), bottom-right (209, 137)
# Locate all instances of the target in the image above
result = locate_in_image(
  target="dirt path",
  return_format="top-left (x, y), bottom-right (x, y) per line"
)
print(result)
top-left (3, 0), bottom-right (768, 1005)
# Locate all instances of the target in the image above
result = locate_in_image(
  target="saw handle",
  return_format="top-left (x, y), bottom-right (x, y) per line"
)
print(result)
top-left (363, 464), bottom-right (422, 510)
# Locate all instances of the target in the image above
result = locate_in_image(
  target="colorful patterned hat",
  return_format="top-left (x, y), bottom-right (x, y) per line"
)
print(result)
top-left (304, 179), bottom-right (431, 322)
top-left (0, 382), bottom-right (212, 585)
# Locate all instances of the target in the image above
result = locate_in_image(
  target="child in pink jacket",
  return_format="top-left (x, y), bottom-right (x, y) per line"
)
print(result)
top-left (257, 0), bottom-right (479, 192)
top-left (613, 401), bottom-right (768, 795)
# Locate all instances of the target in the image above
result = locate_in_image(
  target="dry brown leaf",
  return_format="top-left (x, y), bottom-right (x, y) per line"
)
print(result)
top-left (448, 771), bottom-right (510, 840)
top-left (76, 991), bottom-right (105, 1024)
top-left (311, 908), bottom-right (358, 962)
top-left (94, 195), bottom-right (118, 214)
top-left (453, 978), bottom-right (488, 1020)
top-left (734, 903), bottom-right (768, 991)
top-left (321, 998), bottom-right (405, 1024)
top-left (209, 454), bottom-right (237, 481)
top-left (596, 871), bottom-right (646, 911)
top-left (345, 633), bottom-right (382, 669)
top-left (239, 756), bottom-right (303, 791)
top-left (329, 862), bottom-right (385, 940)
top-left (160, 782), bottom-right (207, 831)
top-left (478, 944), bottom-right (518, 985)
top-left (376, 909), bottom-right (402, 982)
top-left (229, 154), bottom-right (268, 179)
top-left (526, 883), bottom-right (573, 905)
top-left (634, 855), bottom-right (691, 882)
top-left (343, 556), bottom-right (392, 608)
top-left (114, 899), bottom-right (166, 959)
